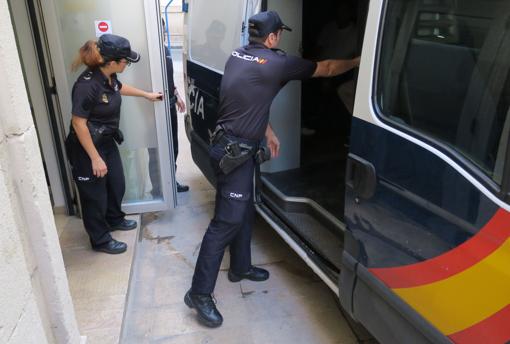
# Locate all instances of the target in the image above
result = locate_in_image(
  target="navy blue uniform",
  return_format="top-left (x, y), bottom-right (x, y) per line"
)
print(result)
top-left (191, 44), bottom-right (316, 294)
top-left (66, 68), bottom-right (126, 246)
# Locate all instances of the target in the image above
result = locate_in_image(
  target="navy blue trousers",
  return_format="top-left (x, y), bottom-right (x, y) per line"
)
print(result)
top-left (191, 141), bottom-right (255, 294)
top-left (67, 137), bottom-right (126, 245)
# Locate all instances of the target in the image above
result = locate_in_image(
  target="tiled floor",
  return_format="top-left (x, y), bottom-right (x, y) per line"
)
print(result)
top-left (56, 213), bottom-right (139, 344)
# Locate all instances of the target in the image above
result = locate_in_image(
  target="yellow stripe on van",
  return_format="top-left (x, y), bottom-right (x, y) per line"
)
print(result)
top-left (393, 239), bottom-right (510, 335)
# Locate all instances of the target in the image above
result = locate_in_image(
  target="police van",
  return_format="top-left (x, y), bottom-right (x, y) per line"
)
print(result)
top-left (183, 0), bottom-right (510, 342)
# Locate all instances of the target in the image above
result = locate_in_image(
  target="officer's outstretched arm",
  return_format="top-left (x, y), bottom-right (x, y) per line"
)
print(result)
top-left (312, 57), bottom-right (360, 78)
top-left (120, 84), bottom-right (163, 102)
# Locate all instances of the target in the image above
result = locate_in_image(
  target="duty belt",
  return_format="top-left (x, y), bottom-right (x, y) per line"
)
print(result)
top-left (69, 122), bottom-right (124, 146)
top-left (211, 127), bottom-right (259, 150)
top-left (210, 126), bottom-right (270, 174)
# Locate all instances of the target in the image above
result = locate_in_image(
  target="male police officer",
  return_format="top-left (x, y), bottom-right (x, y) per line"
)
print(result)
top-left (184, 11), bottom-right (360, 327)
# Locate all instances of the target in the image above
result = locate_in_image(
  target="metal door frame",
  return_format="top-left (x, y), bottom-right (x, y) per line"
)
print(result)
top-left (26, 0), bottom-right (77, 215)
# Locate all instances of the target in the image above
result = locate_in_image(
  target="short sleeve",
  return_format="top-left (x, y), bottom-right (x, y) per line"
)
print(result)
top-left (71, 82), bottom-right (97, 118)
top-left (281, 55), bottom-right (317, 83)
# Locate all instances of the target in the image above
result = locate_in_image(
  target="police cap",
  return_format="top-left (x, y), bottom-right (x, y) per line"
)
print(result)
top-left (98, 34), bottom-right (140, 63)
top-left (248, 11), bottom-right (292, 38)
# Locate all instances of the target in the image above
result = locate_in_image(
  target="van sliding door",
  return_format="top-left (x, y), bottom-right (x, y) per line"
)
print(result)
top-left (185, 0), bottom-right (260, 184)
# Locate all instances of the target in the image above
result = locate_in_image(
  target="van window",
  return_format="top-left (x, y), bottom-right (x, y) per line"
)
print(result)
top-left (376, 0), bottom-right (510, 184)
top-left (189, 0), bottom-right (245, 72)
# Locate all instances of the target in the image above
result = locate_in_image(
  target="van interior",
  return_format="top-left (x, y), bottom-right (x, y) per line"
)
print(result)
top-left (258, 0), bottom-right (369, 274)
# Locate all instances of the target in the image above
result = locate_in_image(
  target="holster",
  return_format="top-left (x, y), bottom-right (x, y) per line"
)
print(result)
top-left (255, 146), bottom-right (271, 165)
top-left (86, 121), bottom-right (110, 146)
top-left (218, 142), bottom-right (255, 175)
top-left (210, 127), bottom-right (257, 174)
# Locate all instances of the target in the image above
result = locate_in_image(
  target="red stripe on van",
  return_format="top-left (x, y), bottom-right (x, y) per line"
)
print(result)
top-left (368, 209), bottom-right (510, 288)
top-left (448, 304), bottom-right (510, 344)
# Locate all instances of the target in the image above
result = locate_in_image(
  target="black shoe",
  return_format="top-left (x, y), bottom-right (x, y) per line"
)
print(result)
top-left (109, 219), bottom-right (137, 231)
top-left (184, 290), bottom-right (223, 328)
top-left (228, 266), bottom-right (270, 282)
top-left (91, 239), bottom-right (127, 254)
top-left (177, 182), bottom-right (189, 193)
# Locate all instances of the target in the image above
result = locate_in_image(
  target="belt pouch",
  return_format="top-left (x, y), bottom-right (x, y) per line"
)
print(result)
top-left (113, 129), bottom-right (124, 145)
top-left (86, 121), bottom-right (107, 146)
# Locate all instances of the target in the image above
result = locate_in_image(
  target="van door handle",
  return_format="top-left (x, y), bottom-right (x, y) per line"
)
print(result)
top-left (346, 153), bottom-right (377, 200)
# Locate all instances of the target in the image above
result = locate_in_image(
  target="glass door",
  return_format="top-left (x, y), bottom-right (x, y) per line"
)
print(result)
top-left (40, 0), bottom-right (176, 213)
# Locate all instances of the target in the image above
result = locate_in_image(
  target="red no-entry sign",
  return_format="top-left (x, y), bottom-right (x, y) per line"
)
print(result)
top-left (94, 20), bottom-right (112, 37)
top-left (98, 21), bottom-right (109, 32)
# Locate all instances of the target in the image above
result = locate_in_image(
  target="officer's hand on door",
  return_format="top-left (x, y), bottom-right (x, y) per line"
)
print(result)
top-left (144, 92), bottom-right (164, 102)
top-left (92, 157), bottom-right (108, 178)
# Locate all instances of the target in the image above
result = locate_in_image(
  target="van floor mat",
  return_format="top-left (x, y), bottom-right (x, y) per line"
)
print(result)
top-left (262, 159), bottom-right (345, 220)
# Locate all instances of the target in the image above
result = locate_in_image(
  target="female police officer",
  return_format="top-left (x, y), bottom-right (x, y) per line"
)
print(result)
top-left (66, 34), bottom-right (161, 254)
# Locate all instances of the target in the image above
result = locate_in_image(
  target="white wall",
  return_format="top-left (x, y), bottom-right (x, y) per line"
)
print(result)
top-left (8, 0), bottom-right (67, 210)
top-left (0, 1), bottom-right (81, 343)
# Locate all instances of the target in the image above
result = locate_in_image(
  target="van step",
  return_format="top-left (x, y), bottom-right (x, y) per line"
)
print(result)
top-left (283, 212), bottom-right (343, 270)
top-left (256, 203), bottom-right (340, 293)
top-left (259, 178), bottom-right (344, 271)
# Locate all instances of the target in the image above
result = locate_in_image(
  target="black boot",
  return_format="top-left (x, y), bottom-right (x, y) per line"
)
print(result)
top-left (91, 239), bottom-right (127, 254)
top-left (184, 290), bottom-right (223, 328)
top-left (177, 182), bottom-right (189, 193)
top-left (228, 266), bottom-right (269, 282)
top-left (109, 219), bottom-right (137, 231)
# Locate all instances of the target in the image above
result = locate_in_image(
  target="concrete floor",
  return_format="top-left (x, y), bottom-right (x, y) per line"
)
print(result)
top-left (120, 205), bottom-right (357, 343)
top-left (119, 50), bottom-right (357, 344)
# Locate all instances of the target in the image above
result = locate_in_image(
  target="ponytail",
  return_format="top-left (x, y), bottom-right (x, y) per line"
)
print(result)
top-left (71, 40), bottom-right (104, 71)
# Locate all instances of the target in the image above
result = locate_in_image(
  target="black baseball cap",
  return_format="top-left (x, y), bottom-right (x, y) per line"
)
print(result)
top-left (98, 34), bottom-right (140, 63)
top-left (248, 11), bottom-right (292, 38)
